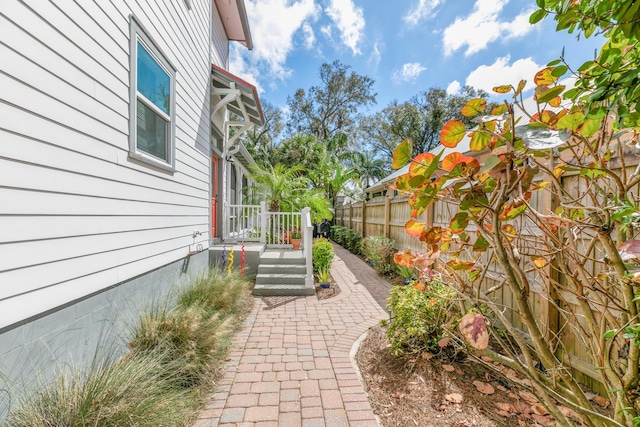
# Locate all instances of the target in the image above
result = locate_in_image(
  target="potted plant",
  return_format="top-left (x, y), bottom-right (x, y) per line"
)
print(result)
top-left (290, 228), bottom-right (302, 250)
top-left (317, 266), bottom-right (331, 289)
top-left (396, 264), bottom-right (416, 285)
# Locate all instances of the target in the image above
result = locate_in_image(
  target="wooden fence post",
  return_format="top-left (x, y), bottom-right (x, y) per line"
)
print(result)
top-left (362, 200), bottom-right (367, 237)
top-left (349, 203), bottom-right (353, 230)
top-left (384, 195), bottom-right (391, 238)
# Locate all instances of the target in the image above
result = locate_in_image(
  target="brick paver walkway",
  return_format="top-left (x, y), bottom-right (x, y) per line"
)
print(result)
top-left (193, 244), bottom-right (393, 427)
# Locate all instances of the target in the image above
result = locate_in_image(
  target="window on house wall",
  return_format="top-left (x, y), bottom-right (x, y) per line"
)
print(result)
top-left (129, 17), bottom-right (176, 171)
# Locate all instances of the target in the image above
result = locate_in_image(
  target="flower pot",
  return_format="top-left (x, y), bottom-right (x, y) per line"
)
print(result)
top-left (291, 238), bottom-right (302, 250)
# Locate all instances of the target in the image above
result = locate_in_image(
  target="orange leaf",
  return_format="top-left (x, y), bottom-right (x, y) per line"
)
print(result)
top-left (534, 67), bottom-right (558, 86)
top-left (461, 98), bottom-right (487, 117)
top-left (501, 224), bottom-right (517, 240)
top-left (393, 251), bottom-right (414, 268)
top-left (458, 313), bottom-right (489, 350)
top-left (548, 96), bottom-right (562, 107)
top-left (405, 219), bottom-right (425, 237)
top-left (492, 85), bottom-right (511, 94)
top-left (442, 152), bottom-right (480, 172)
top-left (409, 152), bottom-right (436, 178)
top-left (440, 120), bottom-right (467, 148)
top-left (421, 226), bottom-right (442, 244)
top-left (532, 257), bottom-right (548, 268)
top-left (413, 282), bottom-right (426, 291)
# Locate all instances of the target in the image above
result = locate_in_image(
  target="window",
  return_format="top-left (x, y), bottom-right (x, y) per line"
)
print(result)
top-left (129, 17), bottom-right (176, 171)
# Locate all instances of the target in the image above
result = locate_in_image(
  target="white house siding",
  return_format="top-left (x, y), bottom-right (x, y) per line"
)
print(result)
top-left (210, 7), bottom-right (229, 68)
top-left (0, 0), bottom-right (215, 332)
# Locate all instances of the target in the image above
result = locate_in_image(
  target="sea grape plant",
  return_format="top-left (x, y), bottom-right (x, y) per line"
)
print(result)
top-left (392, 63), bottom-right (640, 425)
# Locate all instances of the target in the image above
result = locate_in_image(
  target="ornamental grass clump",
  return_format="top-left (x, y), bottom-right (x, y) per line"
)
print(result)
top-left (7, 351), bottom-right (197, 427)
top-left (7, 268), bottom-right (253, 426)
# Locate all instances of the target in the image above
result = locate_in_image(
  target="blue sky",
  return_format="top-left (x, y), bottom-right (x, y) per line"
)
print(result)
top-left (230, 0), bottom-right (603, 114)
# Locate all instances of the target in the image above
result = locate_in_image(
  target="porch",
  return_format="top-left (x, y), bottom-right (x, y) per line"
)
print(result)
top-left (209, 203), bottom-right (315, 296)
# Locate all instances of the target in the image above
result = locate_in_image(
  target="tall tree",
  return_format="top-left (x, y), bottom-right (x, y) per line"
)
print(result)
top-left (240, 100), bottom-right (284, 167)
top-left (345, 151), bottom-right (388, 188)
top-left (286, 60), bottom-right (376, 144)
top-left (358, 86), bottom-right (493, 159)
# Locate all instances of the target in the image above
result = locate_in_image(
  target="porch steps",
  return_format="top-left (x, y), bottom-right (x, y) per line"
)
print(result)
top-left (253, 249), bottom-right (315, 296)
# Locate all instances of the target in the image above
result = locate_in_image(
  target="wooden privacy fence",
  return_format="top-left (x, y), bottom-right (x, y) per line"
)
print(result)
top-left (335, 190), bottom-right (609, 392)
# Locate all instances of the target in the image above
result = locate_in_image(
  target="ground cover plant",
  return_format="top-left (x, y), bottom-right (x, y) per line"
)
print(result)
top-left (361, 235), bottom-right (396, 275)
top-left (389, 3), bottom-right (640, 424)
top-left (7, 268), bottom-right (253, 427)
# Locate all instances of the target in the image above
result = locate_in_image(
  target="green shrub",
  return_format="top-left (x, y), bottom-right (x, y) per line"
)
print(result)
top-left (386, 281), bottom-right (457, 355)
top-left (330, 225), bottom-right (346, 246)
top-left (312, 238), bottom-right (334, 273)
top-left (361, 236), bottom-right (395, 274)
top-left (7, 352), bottom-right (198, 427)
top-left (345, 229), bottom-right (362, 255)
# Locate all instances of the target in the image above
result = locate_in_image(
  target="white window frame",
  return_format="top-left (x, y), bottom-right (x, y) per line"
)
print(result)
top-left (129, 16), bottom-right (176, 172)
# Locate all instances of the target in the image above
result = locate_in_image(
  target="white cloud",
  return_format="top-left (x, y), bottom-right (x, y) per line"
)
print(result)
top-left (302, 22), bottom-right (316, 49)
top-left (369, 41), bottom-right (382, 69)
top-left (325, 0), bottom-right (365, 55)
top-left (446, 80), bottom-right (461, 95)
top-left (241, 0), bottom-right (320, 80)
top-left (443, 0), bottom-right (535, 56)
top-left (403, 0), bottom-right (444, 26)
top-left (392, 62), bottom-right (427, 84)
top-left (229, 44), bottom-right (263, 93)
top-left (465, 55), bottom-right (541, 93)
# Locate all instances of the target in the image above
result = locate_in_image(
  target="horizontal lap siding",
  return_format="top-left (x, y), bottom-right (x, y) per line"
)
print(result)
top-left (0, 0), bottom-right (215, 329)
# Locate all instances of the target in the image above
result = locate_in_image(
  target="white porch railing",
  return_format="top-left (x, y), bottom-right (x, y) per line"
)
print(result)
top-left (225, 202), bottom-right (308, 249)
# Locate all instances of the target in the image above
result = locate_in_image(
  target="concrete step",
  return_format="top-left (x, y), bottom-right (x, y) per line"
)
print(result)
top-left (253, 283), bottom-right (315, 296)
top-left (255, 273), bottom-right (306, 285)
top-left (258, 263), bottom-right (307, 275)
top-left (260, 250), bottom-right (306, 265)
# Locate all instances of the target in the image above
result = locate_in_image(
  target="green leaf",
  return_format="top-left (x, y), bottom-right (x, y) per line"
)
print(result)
top-left (604, 329), bottom-right (617, 339)
top-left (480, 155), bottom-right (501, 173)
top-left (529, 8), bottom-right (548, 24)
top-left (473, 236), bottom-right (490, 252)
top-left (392, 139), bottom-right (413, 169)
top-left (537, 85), bottom-right (566, 103)
top-left (551, 65), bottom-right (568, 77)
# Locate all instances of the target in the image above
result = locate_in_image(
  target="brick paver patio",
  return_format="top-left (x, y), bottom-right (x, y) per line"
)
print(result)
top-left (193, 243), bottom-right (393, 427)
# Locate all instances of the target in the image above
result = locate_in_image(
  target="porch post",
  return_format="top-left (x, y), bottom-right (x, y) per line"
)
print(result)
top-left (260, 201), bottom-right (267, 244)
top-left (302, 207), bottom-right (314, 290)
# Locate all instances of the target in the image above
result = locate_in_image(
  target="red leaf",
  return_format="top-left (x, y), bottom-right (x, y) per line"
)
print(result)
top-left (440, 120), bottom-right (467, 148)
top-left (458, 313), bottom-right (489, 350)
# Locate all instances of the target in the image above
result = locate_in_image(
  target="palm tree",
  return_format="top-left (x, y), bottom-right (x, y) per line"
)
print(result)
top-left (247, 163), bottom-right (332, 221)
top-left (344, 151), bottom-right (388, 188)
top-left (248, 163), bottom-right (308, 212)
